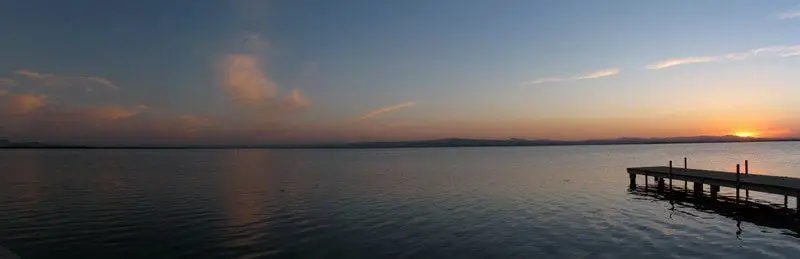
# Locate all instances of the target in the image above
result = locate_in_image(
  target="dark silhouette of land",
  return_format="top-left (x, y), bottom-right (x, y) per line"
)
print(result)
top-left (0, 140), bottom-right (50, 148)
top-left (1, 135), bottom-right (799, 149)
top-left (311, 135), bottom-right (799, 149)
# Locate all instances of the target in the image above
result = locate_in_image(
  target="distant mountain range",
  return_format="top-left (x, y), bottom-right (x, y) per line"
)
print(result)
top-left (1, 135), bottom-right (798, 149)
top-left (0, 139), bottom-right (49, 148)
top-left (276, 135), bottom-right (799, 149)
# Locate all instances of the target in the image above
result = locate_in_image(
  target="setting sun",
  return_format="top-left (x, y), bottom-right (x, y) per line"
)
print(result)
top-left (733, 131), bottom-right (757, 138)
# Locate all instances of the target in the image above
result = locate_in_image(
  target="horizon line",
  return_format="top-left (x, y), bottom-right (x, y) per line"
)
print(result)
top-left (2, 135), bottom-right (798, 149)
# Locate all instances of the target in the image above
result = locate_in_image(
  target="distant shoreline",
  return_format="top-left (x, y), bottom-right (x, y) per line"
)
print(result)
top-left (1, 137), bottom-right (798, 150)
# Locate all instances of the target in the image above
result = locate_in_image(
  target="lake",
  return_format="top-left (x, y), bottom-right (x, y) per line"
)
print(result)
top-left (2, 142), bottom-right (800, 258)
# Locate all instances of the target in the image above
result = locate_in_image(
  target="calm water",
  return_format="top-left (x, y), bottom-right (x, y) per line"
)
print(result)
top-left (2, 142), bottom-right (800, 258)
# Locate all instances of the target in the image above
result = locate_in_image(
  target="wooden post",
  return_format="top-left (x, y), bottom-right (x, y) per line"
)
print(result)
top-left (710, 185), bottom-right (719, 199)
top-left (629, 173), bottom-right (636, 188)
top-left (645, 175), bottom-right (649, 189)
top-left (785, 194), bottom-right (788, 208)
top-left (684, 157), bottom-right (687, 169)
top-left (796, 191), bottom-right (799, 212)
top-left (736, 164), bottom-right (741, 202)
top-left (683, 157), bottom-right (688, 192)
top-left (693, 182), bottom-right (703, 198)
top-left (796, 191), bottom-right (799, 214)
top-left (744, 160), bottom-right (749, 200)
top-left (668, 160), bottom-right (673, 191)
top-left (744, 160), bottom-right (748, 174)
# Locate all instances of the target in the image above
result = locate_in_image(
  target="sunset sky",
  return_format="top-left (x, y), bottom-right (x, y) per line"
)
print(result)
top-left (1, 0), bottom-right (800, 144)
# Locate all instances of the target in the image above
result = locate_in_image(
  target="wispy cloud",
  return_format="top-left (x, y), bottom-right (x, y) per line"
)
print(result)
top-left (524, 68), bottom-right (620, 85)
top-left (779, 10), bottom-right (800, 19)
top-left (357, 101), bottom-right (416, 121)
top-left (0, 78), bottom-right (18, 87)
top-left (283, 89), bottom-right (311, 111)
top-left (646, 56), bottom-right (719, 70)
top-left (84, 77), bottom-right (119, 90)
top-left (13, 70), bottom-right (51, 79)
top-left (12, 69), bottom-right (119, 90)
top-left (83, 105), bottom-right (149, 120)
top-left (3, 93), bottom-right (46, 114)
top-left (180, 115), bottom-right (214, 133)
top-left (647, 45), bottom-right (800, 69)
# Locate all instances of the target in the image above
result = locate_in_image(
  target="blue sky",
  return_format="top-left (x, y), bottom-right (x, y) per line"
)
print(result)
top-left (1, 0), bottom-right (799, 144)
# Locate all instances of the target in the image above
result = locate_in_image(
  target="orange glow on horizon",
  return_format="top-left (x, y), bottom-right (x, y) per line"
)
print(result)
top-left (733, 131), bottom-right (757, 138)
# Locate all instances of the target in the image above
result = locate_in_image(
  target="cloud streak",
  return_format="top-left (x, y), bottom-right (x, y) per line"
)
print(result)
top-left (13, 69), bottom-right (119, 90)
top-left (0, 78), bottom-right (17, 87)
top-left (13, 70), bottom-right (51, 79)
top-left (357, 101), bottom-right (416, 121)
top-left (525, 68), bottom-right (620, 85)
top-left (647, 45), bottom-right (800, 69)
top-left (84, 77), bottom-right (119, 90)
top-left (3, 93), bottom-right (46, 114)
top-left (82, 105), bottom-right (149, 120)
top-left (180, 115), bottom-right (214, 133)
top-left (779, 10), bottom-right (800, 19)
top-left (283, 89), bottom-right (310, 111)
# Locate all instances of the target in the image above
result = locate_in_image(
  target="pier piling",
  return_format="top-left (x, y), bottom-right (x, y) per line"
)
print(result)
top-left (629, 173), bottom-right (636, 188)
top-left (736, 164), bottom-right (741, 203)
top-left (745, 160), bottom-right (749, 200)
top-left (684, 158), bottom-right (688, 192)
top-left (668, 161), bottom-right (673, 191)
top-left (710, 185), bottom-right (720, 199)
top-left (693, 182), bottom-right (703, 198)
top-left (785, 195), bottom-right (788, 208)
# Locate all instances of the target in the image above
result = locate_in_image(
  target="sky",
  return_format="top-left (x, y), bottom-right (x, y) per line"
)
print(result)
top-left (1, 0), bottom-right (800, 144)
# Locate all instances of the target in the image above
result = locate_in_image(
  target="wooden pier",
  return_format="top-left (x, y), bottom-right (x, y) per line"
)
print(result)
top-left (627, 160), bottom-right (800, 212)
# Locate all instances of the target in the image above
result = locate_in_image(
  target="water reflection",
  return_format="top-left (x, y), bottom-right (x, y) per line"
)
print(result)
top-left (628, 187), bottom-right (800, 238)
top-left (2, 150), bottom-right (43, 206)
top-left (220, 149), bottom-right (272, 248)
top-left (4, 144), bottom-right (800, 258)
top-left (0, 151), bottom-right (44, 257)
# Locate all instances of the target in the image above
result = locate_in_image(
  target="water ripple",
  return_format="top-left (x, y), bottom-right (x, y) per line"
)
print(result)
top-left (2, 145), bottom-right (800, 258)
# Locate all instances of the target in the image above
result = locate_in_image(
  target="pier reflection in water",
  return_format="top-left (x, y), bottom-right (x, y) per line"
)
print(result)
top-left (628, 186), bottom-right (800, 238)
